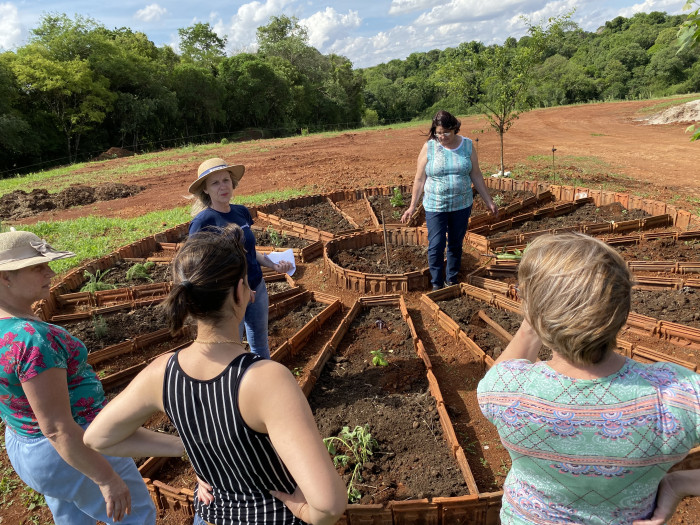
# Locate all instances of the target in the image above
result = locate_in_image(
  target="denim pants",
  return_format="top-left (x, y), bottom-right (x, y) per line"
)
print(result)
top-left (240, 278), bottom-right (270, 359)
top-left (5, 424), bottom-right (156, 525)
top-left (425, 206), bottom-right (472, 288)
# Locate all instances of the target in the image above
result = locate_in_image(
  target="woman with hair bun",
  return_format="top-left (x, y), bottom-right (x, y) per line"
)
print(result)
top-left (477, 232), bottom-right (700, 524)
top-left (85, 226), bottom-right (346, 525)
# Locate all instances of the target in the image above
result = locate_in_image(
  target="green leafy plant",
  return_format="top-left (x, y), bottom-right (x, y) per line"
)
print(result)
top-left (389, 187), bottom-right (405, 208)
top-left (495, 248), bottom-right (523, 261)
top-left (80, 269), bottom-right (117, 293)
top-left (125, 261), bottom-right (155, 282)
top-left (266, 225), bottom-right (288, 248)
top-left (292, 367), bottom-right (303, 377)
top-left (370, 349), bottom-right (388, 366)
top-left (324, 425), bottom-right (379, 503)
top-left (492, 194), bottom-right (504, 207)
top-left (93, 315), bottom-right (108, 339)
top-left (21, 486), bottom-right (46, 511)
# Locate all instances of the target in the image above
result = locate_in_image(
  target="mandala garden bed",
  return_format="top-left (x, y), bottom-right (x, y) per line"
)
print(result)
top-left (13, 177), bottom-right (700, 525)
top-left (324, 228), bottom-right (433, 293)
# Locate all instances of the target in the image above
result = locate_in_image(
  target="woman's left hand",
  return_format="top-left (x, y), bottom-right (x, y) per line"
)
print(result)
top-left (274, 261), bottom-right (293, 274)
top-left (270, 486), bottom-right (309, 523)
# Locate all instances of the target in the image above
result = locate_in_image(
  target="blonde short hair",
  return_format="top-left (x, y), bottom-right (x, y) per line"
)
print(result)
top-left (518, 233), bottom-right (632, 365)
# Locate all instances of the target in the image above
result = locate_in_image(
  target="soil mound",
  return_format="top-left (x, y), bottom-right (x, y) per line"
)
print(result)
top-left (0, 183), bottom-right (144, 220)
top-left (94, 147), bottom-right (134, 161)
top-left (644, 99), bottom-right (700, 125)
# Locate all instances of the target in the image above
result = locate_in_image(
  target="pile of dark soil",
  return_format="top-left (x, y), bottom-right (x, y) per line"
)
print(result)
top-left (0, 183), bottom-right (144, 220)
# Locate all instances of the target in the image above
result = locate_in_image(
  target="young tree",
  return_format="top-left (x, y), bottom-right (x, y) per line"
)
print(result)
top-left (178, 22), bottom-right (227, 69)
top-left (436, 16), bottom-right (569, 173)
top-left (679, 0), bottom-right (700, 140)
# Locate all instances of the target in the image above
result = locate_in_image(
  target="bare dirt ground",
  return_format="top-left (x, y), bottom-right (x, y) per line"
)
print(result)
top-left (12, 98), bottom-right (700, 225)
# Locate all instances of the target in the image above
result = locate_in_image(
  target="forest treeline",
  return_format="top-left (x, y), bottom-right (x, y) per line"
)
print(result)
top-left (1, 10), bottom-right (698, 175)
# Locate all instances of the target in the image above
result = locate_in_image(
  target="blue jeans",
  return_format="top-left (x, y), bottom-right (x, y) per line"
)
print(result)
top-left (240, 278), bottom-right (270, 359)
top-left (5, 424), bottom-right (156, 525)
top-left (425, 206), bottom-right (472, 288)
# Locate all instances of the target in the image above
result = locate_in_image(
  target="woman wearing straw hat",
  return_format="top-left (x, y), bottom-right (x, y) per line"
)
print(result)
top-left (0, 230), bottom-right (175, 524)
top-left (188, 157), bottom-right (293, 359)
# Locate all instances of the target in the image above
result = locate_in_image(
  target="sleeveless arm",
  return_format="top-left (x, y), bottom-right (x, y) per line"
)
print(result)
top-left (241, 361), bottom-right (347, 524)
top-left (401, 142), bottom-right (428, 223)
top-left (84, 353), bottom-right (184, 458)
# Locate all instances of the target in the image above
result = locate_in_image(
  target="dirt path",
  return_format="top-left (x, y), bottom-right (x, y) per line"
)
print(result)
top-left (14, 98), bottom-right (700, 225)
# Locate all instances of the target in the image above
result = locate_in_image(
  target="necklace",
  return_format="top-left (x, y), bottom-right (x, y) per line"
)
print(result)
top-left (194, 339), bottom-right (242, 345)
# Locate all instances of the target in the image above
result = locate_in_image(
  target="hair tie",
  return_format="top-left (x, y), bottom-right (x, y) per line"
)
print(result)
top-left (181, 280), bottom-right (193, 291)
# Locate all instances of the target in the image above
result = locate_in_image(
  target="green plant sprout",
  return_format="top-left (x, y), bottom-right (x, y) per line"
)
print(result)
top-left (292, 367), bottom-right (303, 377)
top-left (323, 425), bottom-right (379, 503)
top-left (92, 315), bottom-right (108, 339)
top-left (495, 248), bottom-right (523, 261)
top-left (21, 486), bottom-right (46, 511)
top-left (389, 187), bottom-right (405, 208)
top-left (492, 194), bottom-right (504, 207)
top-left (125, 261), bottom-right (155, 282)
top-left (370, 349), bottom-right (388, 366)
top-left (80, 269), bottom-right (117, 293)
top-left (266, 225), bottom-right (288, 247)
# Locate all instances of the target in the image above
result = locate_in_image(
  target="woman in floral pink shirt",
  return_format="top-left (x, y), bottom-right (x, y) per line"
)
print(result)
top-left (0, 230), bottom-right (182, 524)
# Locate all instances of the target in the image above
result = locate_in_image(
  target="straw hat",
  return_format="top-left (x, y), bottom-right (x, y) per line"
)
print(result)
top-left (188, 157), bottom-right (245, 195)
top-left (0, 230), bottom-right (75, 271)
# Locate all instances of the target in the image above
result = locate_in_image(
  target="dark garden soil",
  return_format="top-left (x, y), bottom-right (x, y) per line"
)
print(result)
top-left (632, 288), bottom-right (700, 328)
top-left (266, 280), bottom-right (292, 294)
top-left (253, 226), bottom-right (311, 249)
top-left (368, 191), bottom-right (410, 224)
top-left (98, 260), bottom-right (172, 286)
top-left (489, 202), bottom-right (651, 239)
top-left (309, 306), bottom-right (468, 503)
top-left (331, 244), bottom-right (429, 273)
top-left (472, 189), bottom-right (535, 214)
top-left (268, 300), bottom-right (328, 352)
top-left (274, 201), bottom-right (354, 234)
top-left (618, 326), bottom-right (700, 370)
top-left (0, 183), bottom-right (143, 220)
top-left (412, 306), bottom-right (512, 493)
top-left (614, 237), bottom-right (700, 261)
top-left (61, 304), bottom-right (172, 351)
top-left (333, 199), bottom-right (375, 228)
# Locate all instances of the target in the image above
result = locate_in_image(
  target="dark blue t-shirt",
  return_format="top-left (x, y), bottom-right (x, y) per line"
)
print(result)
top-left (189, 205), bottom-right (263, 289)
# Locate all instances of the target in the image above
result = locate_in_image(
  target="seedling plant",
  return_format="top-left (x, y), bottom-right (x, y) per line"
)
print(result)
top-left (125, 261), bottom-right (155, 282)
top-left (80, 269), bottom-right (117, 293)
top-left (323, 425), bottom-right (379, 503)
top-left (389, 187), bottom-right (405, 208)
top-left (266, 225), bottom-right (288, 248)
top-left (370, 349), bottom-right (388, 366)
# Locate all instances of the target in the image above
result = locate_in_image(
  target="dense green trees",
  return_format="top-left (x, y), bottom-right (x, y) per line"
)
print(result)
top-left (1, 9), bottom-right (698, 175)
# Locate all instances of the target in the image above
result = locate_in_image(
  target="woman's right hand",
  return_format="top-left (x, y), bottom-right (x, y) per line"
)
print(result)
top-left (270, 486), bottom-right (310, 523)
top-left (400, 206), bottom-right (415, 223)
top-left (97, 471), bottom-right (131, 522)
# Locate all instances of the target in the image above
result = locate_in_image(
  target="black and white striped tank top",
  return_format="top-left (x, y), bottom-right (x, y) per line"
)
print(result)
top-left (163, 351), bottom-right (303, 525)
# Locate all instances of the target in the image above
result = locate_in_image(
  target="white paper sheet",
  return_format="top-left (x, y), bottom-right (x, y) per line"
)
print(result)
top-left (265, 249), bottom-right (296, 276)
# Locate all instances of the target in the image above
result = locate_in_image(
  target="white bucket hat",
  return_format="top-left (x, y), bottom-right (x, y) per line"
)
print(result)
top-left (0, 230), bottom-right (75, 271)
top-left (188, 157), bottom-right (245, 195)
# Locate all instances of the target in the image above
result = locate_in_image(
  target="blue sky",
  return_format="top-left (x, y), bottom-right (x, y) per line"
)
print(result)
top-left (0, 0), bottom-right (691, 67)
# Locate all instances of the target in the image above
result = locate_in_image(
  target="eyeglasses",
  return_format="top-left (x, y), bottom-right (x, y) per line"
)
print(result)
top-left (436, 130), bottom-right (453, 137)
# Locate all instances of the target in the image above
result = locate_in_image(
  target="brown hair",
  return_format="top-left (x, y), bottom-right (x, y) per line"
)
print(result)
top-left (161, 225), bottom-right (248, 333)
top-left (518, 232), bottom-right (633, 365)
top-left (428, 110), bottom-right (461, 141)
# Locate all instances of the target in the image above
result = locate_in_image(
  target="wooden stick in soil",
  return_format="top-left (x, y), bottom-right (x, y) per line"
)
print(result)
top-left (381, 211), bottom-right (390, 269)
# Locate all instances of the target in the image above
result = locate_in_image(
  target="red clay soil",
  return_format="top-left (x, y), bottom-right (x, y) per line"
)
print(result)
top-left (14, 98), bottom-right (700, 226)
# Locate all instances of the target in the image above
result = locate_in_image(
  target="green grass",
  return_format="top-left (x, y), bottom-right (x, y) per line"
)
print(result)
top-left (634, 93), bottom-right (700, 116)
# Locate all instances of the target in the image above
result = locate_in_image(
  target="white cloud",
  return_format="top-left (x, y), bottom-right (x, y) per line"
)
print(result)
top-left (0, 3), bottom-right (22, 50)
top-left (388, 0), bottom-right (435, 15)
top-left (222, 0), bottom-right (296, 54)
top-left (135, 4), bottom-right (168, 23)
top-left (617, 0), bottom-right (686, 18)
top-left (301, 7), bottom-right (361, 50)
